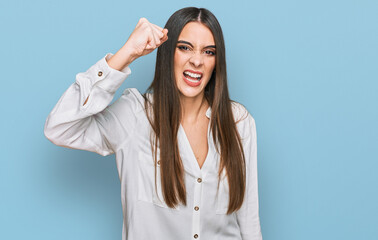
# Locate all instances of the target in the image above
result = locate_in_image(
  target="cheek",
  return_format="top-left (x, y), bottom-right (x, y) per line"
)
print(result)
top-left (174, 51), bottom-right (186, 64)
top-left (173, 54), bottom-right (182, 86)
top-left (173, 54), bottom-right (179, 71)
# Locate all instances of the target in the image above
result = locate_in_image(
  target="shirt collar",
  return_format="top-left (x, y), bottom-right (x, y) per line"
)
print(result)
top-left (206, 106), bottom-right (212, 119)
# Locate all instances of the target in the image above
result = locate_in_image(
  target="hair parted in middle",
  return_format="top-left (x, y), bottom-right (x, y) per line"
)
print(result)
top-left (142, 7), bottom-right (246, 214)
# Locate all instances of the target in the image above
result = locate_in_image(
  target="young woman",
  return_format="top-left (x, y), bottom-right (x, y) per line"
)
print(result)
top-left (44, 7), bottom-right (262, 240)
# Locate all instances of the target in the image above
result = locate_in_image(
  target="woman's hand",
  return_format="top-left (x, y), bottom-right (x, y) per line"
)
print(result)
top-left (125, 17), bottom-right (169, 58)
top-left (107, 18), bottom-right (168, 71)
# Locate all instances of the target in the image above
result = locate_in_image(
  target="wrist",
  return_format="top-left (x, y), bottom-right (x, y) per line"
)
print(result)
top-left (107, 45), bottom-right (135, 71)
top-left (120, 43), bottom-right (138, 65)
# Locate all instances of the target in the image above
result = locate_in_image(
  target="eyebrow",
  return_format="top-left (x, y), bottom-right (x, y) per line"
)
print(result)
top-left (177, 40), bottom-right (216, 49)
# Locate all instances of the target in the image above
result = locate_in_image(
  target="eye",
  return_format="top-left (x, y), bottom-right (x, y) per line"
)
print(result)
top-left (204, 50), bottom-right (216, 56)
top-left (177, 45), bottom-right (190, 51)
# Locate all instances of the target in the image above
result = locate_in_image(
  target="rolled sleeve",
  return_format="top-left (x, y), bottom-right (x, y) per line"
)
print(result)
top-left (44, 53), bottom-right (135, 156)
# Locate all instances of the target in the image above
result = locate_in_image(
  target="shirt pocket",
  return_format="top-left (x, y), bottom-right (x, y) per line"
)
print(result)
top-left (137, 151), bottom-right (180, 210)
top-left (216, 172), bottom-right (230, 214)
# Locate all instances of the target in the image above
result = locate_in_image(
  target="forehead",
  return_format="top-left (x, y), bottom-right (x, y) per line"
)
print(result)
top-left (178, 22), bottom-right (215, 46)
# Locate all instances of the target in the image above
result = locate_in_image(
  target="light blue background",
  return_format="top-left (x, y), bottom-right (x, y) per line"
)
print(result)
top-left (1, 0), bottom-right (377, 239)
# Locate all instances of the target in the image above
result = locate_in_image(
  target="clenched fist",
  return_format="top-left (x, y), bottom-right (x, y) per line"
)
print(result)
top-left (126, 17), bottom-right (168, 57)
top-left (107, 18), bottom-right (168, 71)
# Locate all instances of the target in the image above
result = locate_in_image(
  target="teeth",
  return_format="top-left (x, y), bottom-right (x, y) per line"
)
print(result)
top-left (184, 75), bottom-right (200, 83)
top-left (184, 71), bottom-right (202, 79)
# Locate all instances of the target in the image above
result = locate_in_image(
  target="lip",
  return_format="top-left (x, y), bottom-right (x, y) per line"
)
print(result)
top-left (182, 74), bottom-right (201, 87)
top-left (184, 69), bottom-right (203, 75)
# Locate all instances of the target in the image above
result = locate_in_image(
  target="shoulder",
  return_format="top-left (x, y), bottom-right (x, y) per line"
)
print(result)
top-left (122, 88), bottom-right (146, 105)
top-left (231, 101), bottom-right (255, 124)
top-left (230, 101), bottom-right (256, 139)
top-left (106, 88), bottom-right (146, 117)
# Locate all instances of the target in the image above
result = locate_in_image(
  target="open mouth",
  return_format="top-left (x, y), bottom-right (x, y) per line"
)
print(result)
top-left (183, 70), bottom-right (202, 83)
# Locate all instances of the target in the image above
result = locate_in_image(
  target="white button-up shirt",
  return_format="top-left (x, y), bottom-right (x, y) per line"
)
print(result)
top-left (44, 53), bottom-right (262, 240)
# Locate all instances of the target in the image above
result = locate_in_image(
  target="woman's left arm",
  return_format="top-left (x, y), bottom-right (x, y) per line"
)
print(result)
top-left (236, 113), bottom-right (263, 240)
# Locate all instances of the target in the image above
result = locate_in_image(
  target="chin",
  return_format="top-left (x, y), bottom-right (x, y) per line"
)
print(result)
top-left (176, 74), bottom-right (209, 99)
top-left (177, 85), bottom-right (206, 99)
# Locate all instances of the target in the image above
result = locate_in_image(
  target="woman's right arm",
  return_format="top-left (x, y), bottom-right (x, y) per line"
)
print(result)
top-left (44, 18), bottom-right (168, 156)
top-left (44, 53), bottom-right (132, 156)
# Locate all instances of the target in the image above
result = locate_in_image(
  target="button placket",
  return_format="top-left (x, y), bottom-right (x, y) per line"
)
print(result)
top-left (192, 175), bottom-right (202, 240)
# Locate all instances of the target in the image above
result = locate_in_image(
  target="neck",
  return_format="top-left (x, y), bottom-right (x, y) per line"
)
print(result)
top-left (180, 92), bottom-right (208, 124)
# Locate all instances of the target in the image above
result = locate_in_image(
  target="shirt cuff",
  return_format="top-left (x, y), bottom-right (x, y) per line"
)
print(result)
top-left (91, 53), bottom-right (132, 94)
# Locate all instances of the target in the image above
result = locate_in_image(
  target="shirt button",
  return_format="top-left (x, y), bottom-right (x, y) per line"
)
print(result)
top-left (197, 178), bottom-right (202, 183)
top-left (194, 206), bottom-right (199, 211)
top-left (194, 234), bottom-right (198, 239)
top-left (98, 71), bottom-right (103, 77)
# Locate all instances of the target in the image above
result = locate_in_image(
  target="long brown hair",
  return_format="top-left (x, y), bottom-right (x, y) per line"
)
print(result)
top-left (142, 7), bottom-right (246, 214)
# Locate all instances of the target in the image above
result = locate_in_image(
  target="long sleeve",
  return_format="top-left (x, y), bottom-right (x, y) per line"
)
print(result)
top-left (236, 113), bottom-right (263, 240)
top-left (44, 53), bottom-right (138, 156)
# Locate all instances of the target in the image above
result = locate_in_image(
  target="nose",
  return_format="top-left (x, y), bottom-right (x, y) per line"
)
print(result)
top-left (189, 51), bottom-right (204, 68)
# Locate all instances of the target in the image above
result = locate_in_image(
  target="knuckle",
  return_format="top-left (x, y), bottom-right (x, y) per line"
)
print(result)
top-left (141, 22), bottom-right (150, 30)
